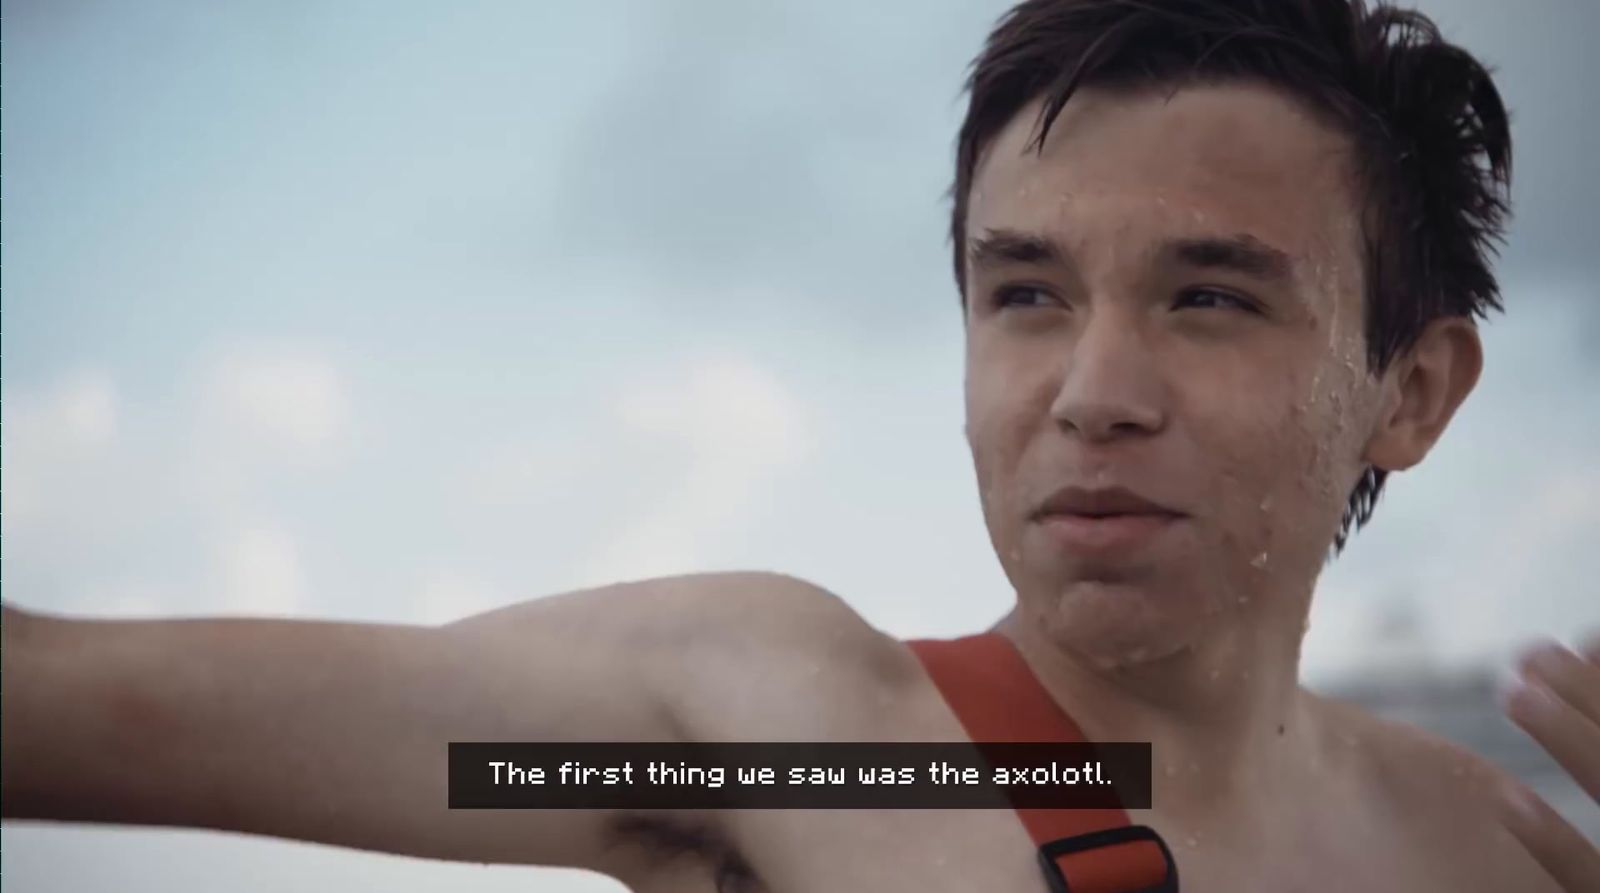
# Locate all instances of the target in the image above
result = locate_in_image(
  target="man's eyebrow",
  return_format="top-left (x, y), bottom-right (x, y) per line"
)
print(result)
top-left (1162, 234), bottom-right (1294, 281)
top-left (967, 228), bottom-right (1067, 270)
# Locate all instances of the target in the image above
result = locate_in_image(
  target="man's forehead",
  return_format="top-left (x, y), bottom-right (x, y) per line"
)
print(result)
top-left (966, 83), bottom-right (1362, 268)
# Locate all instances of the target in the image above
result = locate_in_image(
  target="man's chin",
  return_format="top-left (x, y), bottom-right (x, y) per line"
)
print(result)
top-left (1027, 578), bottom-right (1221, 669)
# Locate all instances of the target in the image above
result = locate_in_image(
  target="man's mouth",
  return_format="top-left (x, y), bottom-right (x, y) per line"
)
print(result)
top-left (1036, 512), bottom-right (1181, 552)
top-left (1031, 486), bottom-right (1186, 553)
top-left (1033, 485), bottom-right (1184, 518)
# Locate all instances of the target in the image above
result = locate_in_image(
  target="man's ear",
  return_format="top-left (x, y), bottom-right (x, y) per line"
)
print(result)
top-left (1363, 316), bottom-right (1484, 472)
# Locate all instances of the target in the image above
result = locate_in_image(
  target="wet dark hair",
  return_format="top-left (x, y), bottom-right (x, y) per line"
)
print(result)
top-left (951, 0), bottom-right (1513, 552)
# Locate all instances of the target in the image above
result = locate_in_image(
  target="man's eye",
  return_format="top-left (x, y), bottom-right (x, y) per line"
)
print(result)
top-left (1174, 287), bottom-right (1258, 313)
top-left (992, 285), bottom-right (1056, 309)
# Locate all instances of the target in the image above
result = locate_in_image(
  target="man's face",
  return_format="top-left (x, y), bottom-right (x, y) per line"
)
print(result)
top-left (964, 83), bottom-right (1382, 665)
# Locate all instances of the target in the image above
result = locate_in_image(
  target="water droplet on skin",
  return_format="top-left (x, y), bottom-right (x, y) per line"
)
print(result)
top-left (1251, 552), bottom-right (1269, 569)
top-left (1185, 835), bottom-right (1199, 849)
top-left (1259, 494), bottom-right (1274, 513)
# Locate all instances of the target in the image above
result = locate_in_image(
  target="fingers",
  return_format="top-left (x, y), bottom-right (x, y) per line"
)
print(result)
top-left (1526, 640), bottom-right (1600, 729)
top-left (1582, 632), bottom-right (1600, 667)
top-left (1507, 641), bottom-right (1600, 805)
top-left (1499, 780), bottom-right (1600, 892)
top-left (1503, 635), bottom-right (1600, 889)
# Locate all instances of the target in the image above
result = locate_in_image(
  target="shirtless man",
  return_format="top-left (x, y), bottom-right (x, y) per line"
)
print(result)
top-left (4, 0), bottom-right (1598, 890)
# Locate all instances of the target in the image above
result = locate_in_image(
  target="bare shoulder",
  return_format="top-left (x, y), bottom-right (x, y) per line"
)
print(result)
top-left (452, 570), bottom-right (894, 662)
top-left (446, 570), bottom-right (922, 739)
top-left (639, 572), bottom-right (927, 740)
top-left (659, 571), bottom-right (907, 667)
top-left (1308, 693), bottom-right (1558, 891)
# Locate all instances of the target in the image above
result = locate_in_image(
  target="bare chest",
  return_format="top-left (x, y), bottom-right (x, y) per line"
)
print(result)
top-left (624, 799), bottom-right (1497, 893)
top-left (629, 710), bottom-right (1492, 891)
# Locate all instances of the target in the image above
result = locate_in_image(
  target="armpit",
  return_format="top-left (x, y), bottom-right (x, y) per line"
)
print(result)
top-left (606, 813), bottom-right (767, 893)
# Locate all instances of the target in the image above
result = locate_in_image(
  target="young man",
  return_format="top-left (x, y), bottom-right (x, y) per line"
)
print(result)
top-left (4, 0), bottom-right (1597, 890)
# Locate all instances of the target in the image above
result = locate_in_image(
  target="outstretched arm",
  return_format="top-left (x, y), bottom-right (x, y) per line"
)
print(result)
top-left (0, 572), bottom-right (842, 879)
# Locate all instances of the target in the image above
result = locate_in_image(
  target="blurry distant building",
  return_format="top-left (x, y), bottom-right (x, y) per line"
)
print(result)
top-left (1315, 602), bottom-right (1600, 842)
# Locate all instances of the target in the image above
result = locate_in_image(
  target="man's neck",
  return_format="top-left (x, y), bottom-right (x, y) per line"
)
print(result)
top-left (991, 602), bottom-right (1316, 825)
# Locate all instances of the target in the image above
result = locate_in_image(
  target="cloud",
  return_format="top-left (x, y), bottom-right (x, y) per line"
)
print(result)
top-left (17, 371), bottom-right (118, 447)
top-left (202, 345), bottom-right (351, 459)
top-left (178, 342), bottom-right (356, 513)
top-left (80, 579), bottom-right (174, 618)
top-left (570, 355), bottom-right (818, 587)
top-left (216, 527), bottom-right (308, 617)
top-left (3, 349), bottom-right (358, 620)
top-left (616, 355), bottom-right (815, 465)
top-left (456, 437), bottom-right (593, 508)
top-left (5, 371), bottom-right (118, 522)
top-left (411, 570), bottom-right (510, 625)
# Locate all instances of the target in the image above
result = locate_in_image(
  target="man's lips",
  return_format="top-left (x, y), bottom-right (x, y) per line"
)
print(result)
top-left (1030, 486), bottom-right (1186, 553)
top-left (1035, 512), bottom-right (1182, 552)
top-left (1031, 485), bottom-right (1185, 519)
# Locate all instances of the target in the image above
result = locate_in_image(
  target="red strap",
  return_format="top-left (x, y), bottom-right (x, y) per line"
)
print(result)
top-left (907, 633), bottom-right (1172, 893)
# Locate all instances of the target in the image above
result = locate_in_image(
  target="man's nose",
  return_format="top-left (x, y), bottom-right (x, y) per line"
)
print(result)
top-left (1048, 309), bottom-right (1168, 443)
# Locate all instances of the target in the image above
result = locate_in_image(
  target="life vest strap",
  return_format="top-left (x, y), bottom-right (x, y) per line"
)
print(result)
top-left (906, 633), bottom-right (1178, 893)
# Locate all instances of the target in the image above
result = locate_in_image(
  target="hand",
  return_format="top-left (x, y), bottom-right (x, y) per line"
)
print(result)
top-left (1500, 633), bottom-right (1600, 891)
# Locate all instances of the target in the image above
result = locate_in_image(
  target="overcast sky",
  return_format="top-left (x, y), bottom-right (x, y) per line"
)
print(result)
top-left (3, 0), bottom-right (1597, 890)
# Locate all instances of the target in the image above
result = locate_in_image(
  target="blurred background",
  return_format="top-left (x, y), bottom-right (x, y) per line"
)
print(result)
top-left (3, 0), bottom-right (1596, 888)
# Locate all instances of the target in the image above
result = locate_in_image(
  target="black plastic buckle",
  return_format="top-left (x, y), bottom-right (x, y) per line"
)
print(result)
top-left (1036, 824), bottom-right (1178, 893)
